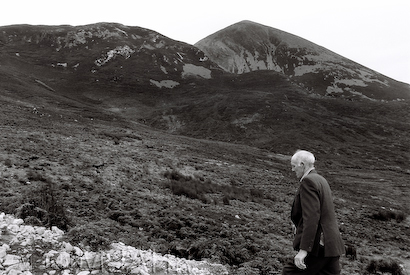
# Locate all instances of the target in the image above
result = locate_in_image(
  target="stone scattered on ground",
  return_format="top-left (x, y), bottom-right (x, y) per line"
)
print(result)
top-left (0, 213), bottom-right (229, 275)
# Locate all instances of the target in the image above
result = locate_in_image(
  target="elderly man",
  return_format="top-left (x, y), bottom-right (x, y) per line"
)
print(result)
top-left (282, 150), bottom-right (345, 275)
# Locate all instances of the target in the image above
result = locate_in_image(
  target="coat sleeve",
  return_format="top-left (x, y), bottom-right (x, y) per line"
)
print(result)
top-left (299, 178), bottom-right (321, 252)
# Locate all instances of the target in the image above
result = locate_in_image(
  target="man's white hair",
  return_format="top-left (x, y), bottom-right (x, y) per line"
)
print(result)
top-left (291, 150), bottom-right (315, 166)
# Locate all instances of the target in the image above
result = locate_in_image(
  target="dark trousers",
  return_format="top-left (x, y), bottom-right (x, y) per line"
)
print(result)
top-left (282, 247), bottom-right (341, 275)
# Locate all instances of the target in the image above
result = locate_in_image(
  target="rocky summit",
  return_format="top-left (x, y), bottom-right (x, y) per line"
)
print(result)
top-left (0, 213), bottom-right (228, 275)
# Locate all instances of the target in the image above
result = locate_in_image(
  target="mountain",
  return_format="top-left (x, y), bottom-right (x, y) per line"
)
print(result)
top-left (0, 22), bottom-right (221, 92)
top-left (0, 22), bottom-right (409, 163)
top-left (0, 22), bottom-right (227, 125)
top-left (195, 20), bottom-right (410, 101)
top-left (0, 21), bottom-right (409, 274)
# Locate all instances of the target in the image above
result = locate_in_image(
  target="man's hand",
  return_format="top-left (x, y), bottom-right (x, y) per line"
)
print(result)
top-left (294, 250), bottom-right (308, 270)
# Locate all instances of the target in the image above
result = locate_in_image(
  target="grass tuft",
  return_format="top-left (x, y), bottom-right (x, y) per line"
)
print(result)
top-left (365, 258), bottom-right (404, 275)
top-left (370, 209), bottom-right (407, 223)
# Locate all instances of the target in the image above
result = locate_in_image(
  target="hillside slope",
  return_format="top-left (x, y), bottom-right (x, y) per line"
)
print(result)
top-left (0, 80), bottom-right (409, 274)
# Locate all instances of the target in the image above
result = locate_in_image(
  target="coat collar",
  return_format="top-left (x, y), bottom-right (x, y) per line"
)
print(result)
top-left (300, 168), bottom-right (316, 182)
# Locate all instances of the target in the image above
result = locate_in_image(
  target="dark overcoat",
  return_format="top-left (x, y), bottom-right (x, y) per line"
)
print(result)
top-left (291, 170), bottom-right (345, 257)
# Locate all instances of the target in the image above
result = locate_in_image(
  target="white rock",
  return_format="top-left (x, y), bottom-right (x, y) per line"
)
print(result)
top-left (153, 260), bottom-right (171, 274)
top-left (42, 230), bottom-right (53, 240)
top-left (5, 269), bottom-right (22, 275)
top-left (45, 250), bottom-right (60, 257)
top-left (63, 242), bottom-right (74, 253)
top-left (130, 264), bottom-right (149, 275)
top-left (107, 261), bottom-right (123, 269)
top-left (52, 226), bottom-right (64, 236)
top-left (3, 254), bottom-right (21, 266)
top-left (0, 244), bottom-right (10, 259)
top-left (13, 218), bottom-right (24, 225)
top-left (35, 226), bottom-right (45, 235)
top-left (7, 224), bottom-right (20, 233)
top-left (73, 246), bottom-right (83, 256)
top-left (20, 225), bottom-right (36, 235)
top-left (19, 234), bottom-right (35, 246)
top-left (82, 251), bottom-right (101, 270)
top-left (89, 253), bottom-right (103, 270)
top-left (0, 249), bottom-right (6, 259)
top-left (6, 261), bottom-right (31, 272)
top-left (56, 252), bottom-right (71, 268)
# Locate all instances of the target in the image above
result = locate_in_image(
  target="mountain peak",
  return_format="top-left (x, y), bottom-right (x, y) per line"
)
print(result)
top-left (195, 20), bottom-right (410, 100)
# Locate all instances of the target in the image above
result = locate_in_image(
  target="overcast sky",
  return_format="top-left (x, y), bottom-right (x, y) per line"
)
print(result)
top-left (1, 0), bottom-right (409, 84)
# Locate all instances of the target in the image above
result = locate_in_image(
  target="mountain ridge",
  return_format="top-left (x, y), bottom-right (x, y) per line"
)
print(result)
top-left (1, 20), bottom-right (408, 99)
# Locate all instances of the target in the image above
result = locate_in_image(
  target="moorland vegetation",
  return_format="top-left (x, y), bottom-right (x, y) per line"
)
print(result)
top-left (0, 94), bottom-right (409, 274)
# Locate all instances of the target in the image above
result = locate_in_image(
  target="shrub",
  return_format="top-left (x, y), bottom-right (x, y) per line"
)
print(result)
top-left (20, 178), bottom-right (70, 231)
top-left (159, 216), bottom-right (185, 231)
top-left (64, 223), bottom-right (111, 251)
top-left (345, 244), bottom-right (357, 261)
top-left (163, 169), bottom-right (271, 204)
top-left (15, 203), bottom-right (48, 224)
top-left (99, 131), bottom-right (142, 145)
top-left (23, 216), bottom-right (43, 226)
top-left (0, 192), bottom-right (21, 214)
top-left (222, 195), bottom-right (230, 205)
top-left (371, 209), bottom-right (407, 222)
top-left (365, 258), bottom-right (404, 275)
top-left (107, 209), bottom-right (141, 227)
top-left (4, 158), bottom-right (12, 167)
top-left (171, 181), bottom-right (200, 199)
top-left (26, 169), bottom-right (47, 182)
top-left (163, 170), bottom-right (208, 201)
top-left (394, 211), bottom-right (406, 222)
top-left (250, 188), bottom-right (264, 199)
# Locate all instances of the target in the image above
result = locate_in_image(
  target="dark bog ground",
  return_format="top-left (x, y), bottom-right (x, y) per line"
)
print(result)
top-left (0, 89), bottom-right (409, 274)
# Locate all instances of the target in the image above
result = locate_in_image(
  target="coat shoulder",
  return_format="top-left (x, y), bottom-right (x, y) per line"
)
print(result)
top-left (304, 171), bottom-right (327, 183)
